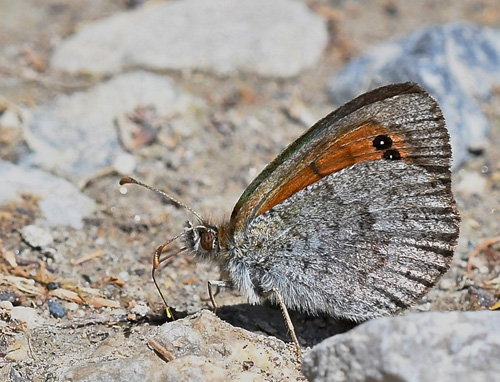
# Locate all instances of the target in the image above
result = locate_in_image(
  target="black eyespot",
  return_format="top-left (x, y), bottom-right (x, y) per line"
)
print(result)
top-left (373, 135), bottom-right (393, 150)
top-left (383, 149), bottom-right (401, 160)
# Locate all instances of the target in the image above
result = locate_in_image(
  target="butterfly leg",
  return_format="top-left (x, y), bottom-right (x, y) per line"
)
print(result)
top-left (207, 280), bottom-right (231, 314)
top-left (201, 273), bottom-right (225, 301)
top-left (270, 288), bottom-right (302, 360)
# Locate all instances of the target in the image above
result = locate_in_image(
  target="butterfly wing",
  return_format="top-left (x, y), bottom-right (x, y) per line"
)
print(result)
top-left (228, 81), bottom-right (459, 317)
top-left (239, 159), bottom-right (459, 318)
top-left (230, 82), bottom-right (453, 233)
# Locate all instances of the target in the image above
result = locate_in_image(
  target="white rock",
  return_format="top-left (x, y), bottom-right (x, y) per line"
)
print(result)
top-left (0, 301), bottom-right (13, 310)
top-left (113, 152), bottom-right (136, 175)
top-left (130, 302), bottom-right (151, 317)
top-left (51, 0), bottom-right (327, 77)
top-left (0, 108), bottom-right (22, 129)
top-left (0, 160), bottom-right (96, 228)
top-left (456, 170), bottom-right (487, 196)
top-left (118, 271), bottom-right (130, 282)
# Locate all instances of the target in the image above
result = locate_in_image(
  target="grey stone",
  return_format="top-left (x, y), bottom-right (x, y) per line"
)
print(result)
top-left (24, 71), bottom-right (199, 182)
top-left (302, 311), bottom-right (500, 382)
top-left (9, 367), bottom-right (26, 382)
top-left (47, 299), bottom-right (66, 319)
top-left (0, 160), bottom-right (96, 228)
top-left (51, 0), bottom-right (327, 78)
top-left (328, 22), bottom-right (500, 169)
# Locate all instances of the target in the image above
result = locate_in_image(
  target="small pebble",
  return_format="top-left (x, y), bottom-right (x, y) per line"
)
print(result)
top-left (65, 302), bottom-right (79, 312)
top-left (439, 278), bottom-right (456, 291)
top-left (118, 271), bottom-right (130, 282)
top-left (46, 281), bottom-right (60, 290)
top-left (0, 291), bottom-right (20, 305)
top-left (0, 300), bottom-right (13, 310)
top-left (48, 299), bottom-right (66, 318)
top-left (20, 225), bottom-right (54, 248)
top-left (131, 302), bottom-right (151, 317)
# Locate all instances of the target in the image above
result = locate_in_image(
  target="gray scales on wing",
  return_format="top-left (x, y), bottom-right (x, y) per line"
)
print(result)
top-left (225, 83), bottom-right (460, 319)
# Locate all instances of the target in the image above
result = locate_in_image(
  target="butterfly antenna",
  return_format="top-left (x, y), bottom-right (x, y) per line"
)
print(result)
top-left (120, 177), bottom-right (203, 221)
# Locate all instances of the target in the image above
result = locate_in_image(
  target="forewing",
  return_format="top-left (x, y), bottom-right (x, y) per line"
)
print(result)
top-left (230, 82), bottom-right (451, 233)
top-left (240, 160), bottom-right (459, 319)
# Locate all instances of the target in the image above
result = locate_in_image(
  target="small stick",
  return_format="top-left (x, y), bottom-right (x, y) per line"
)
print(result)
top-left (467, 236), bottom-right (500, 273)
top-left (71, 249), bottom-right (105, 266)
top-left (147, 338), bottom-right (175, 362)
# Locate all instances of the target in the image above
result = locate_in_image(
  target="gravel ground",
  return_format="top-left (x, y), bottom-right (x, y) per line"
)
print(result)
top-left (1, 0), bottom-right (499, 380)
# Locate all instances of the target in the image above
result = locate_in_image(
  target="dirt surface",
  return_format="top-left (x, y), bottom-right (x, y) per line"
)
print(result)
top-left (1, 0), bottom-right (500, 380)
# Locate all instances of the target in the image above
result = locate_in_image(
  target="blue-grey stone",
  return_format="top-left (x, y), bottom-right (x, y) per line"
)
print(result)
top-left (328, 22), bottom-right (500, 169)
top-left (48, 299), bottom-right (66, 319)
top-left (302, 311), bottom-right (500, 382)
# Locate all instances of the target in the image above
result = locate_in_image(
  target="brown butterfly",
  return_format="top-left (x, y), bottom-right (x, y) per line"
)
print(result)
top-left (120, 82), bottom-right (460, 357)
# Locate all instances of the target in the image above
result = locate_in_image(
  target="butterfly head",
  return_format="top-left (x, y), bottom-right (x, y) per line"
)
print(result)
top-left (183, 220), bottom-right (221, 261)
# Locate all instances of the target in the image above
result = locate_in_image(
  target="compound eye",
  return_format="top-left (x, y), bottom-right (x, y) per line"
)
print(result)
top-left (200, 231), bottom-right (216, 251)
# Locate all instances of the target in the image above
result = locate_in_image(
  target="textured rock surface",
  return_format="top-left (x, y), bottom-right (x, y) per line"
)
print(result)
top-left (152, 311), bottom-right (301, 381)
top-left (51, 0), bottom-right (327, 77)
top-left (329, 22), bottom-right (500, 169)
top-left (58, 311), bottom-right (302, 382)
top-left (302, 311), bottom-right (500, 382)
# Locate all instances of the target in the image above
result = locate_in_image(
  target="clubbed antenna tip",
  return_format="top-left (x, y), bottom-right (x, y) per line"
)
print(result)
top-left (119, 176), bottom-right (203, 222)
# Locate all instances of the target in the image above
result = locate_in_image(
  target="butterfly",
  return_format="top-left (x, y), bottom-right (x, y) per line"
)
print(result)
top-left (120, 82), bottom-right (460, 357)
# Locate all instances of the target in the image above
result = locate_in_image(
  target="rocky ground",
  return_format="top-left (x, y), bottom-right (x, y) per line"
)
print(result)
top-left (1, 1), bottom-right (499, 381)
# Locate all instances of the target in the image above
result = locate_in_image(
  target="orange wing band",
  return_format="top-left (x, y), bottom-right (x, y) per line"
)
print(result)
top-left (258, 123), bottom-right (408, 216)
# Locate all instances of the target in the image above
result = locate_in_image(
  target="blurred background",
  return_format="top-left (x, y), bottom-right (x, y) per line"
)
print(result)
top-left (1, 0), bottom-right (499, 380)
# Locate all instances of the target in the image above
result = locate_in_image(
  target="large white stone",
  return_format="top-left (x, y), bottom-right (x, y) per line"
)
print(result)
top-left (51, 0), bottom-right (327, 78)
